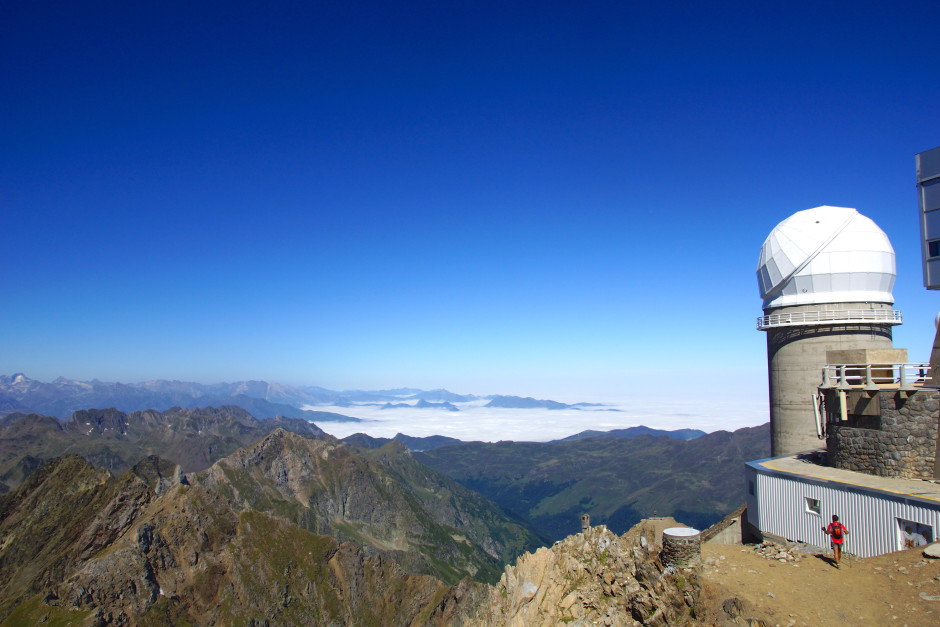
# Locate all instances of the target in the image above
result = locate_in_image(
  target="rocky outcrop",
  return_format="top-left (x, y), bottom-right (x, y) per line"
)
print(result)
top-left (59, 545), bottom-right (160, 623)
top-left (50, 497), bottom-right (460, 626)
top-left (0, 455), bottom-right (172, 621)
top-left (458, 521), bottom-right (701, 626)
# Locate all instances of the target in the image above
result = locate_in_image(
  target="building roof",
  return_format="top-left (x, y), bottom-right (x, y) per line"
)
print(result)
top-left (757, 206), bottom-right (896, 309)
top-left (748, 454), bottom-right (940, 506)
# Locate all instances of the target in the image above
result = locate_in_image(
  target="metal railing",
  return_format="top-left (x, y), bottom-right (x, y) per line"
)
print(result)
top-left (818, 363), bottom-right (930, 391)
top-left (756, 309), bottom-right (902, 330)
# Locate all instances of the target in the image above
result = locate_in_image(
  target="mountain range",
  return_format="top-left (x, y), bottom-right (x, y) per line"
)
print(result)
top-left (0, 453), bottom-right (445, 624)
top-left (0, 396), bottom-right (771, 624)
top-left (0, 374), bottom-right (596, 420)
top-left (483, 395), bottom-right (603, 409)
top-left (551, 425), bottom-right (706, 442)
top-left (343, 424), bottom-right (708, 454)
top-left (0, 406), bottom-right (325, 492)
top-left (0, 400), bottom-right (920, 625)
top-left (0, 374), bottom-right (360, 422)
top-left (0, 446), bottom-right (705, 625)
top-left (0, 410), bottom-right (550, 623)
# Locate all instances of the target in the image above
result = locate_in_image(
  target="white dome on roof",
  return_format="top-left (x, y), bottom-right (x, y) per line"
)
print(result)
top-left (757, 206), bottom-right (896, 309)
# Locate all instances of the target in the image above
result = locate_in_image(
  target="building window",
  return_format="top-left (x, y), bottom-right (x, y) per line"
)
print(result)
top-left (805, 498), bottom-right (821, 515)
top-left (929, 240), bottom-right (940, 259)
top-left (748, 481), bottom-right (755, 496)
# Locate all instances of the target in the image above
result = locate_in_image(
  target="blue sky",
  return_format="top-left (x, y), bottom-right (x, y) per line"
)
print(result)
top-left (2, 1), bottom-right (939, 403)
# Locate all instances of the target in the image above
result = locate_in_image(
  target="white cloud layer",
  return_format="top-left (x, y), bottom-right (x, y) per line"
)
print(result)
top-left (311, 393), bottom-right (768, 443)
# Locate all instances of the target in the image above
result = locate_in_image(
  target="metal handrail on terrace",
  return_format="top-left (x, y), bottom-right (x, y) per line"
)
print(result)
top-left (756, 309), bottom-right (902, 330)
top-left (818, 363), bottom-right (930, 391)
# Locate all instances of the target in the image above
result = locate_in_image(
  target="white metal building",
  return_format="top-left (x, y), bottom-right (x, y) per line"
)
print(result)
top-left (746, 455), bottom-right (940, 557)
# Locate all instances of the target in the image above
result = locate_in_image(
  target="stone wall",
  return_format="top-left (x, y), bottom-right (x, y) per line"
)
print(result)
top-left (825, 388), bottom-right (939, 479)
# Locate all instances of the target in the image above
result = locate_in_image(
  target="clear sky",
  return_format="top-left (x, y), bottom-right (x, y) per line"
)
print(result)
top-left (3, 1), bottom-right (939, 403)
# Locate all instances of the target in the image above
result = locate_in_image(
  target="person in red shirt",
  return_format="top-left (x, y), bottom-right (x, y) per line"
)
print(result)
top-left (823, 514), bottom-right (849, 568)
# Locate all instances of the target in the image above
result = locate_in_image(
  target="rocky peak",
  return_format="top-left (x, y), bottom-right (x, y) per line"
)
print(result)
top-left (5, 373), bottom-right (35, 390)
top-left (67, 408), bottom-right (129, 436)
top-left (217, 427), bottom-right (337, 470)
top-left (130, 455), bottom-right (187, 495)
top-left (0, 412), bottom-right (62, 431)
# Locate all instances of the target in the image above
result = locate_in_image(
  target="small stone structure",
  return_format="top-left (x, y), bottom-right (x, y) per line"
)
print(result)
top-left (660, 527), bottom-right (701, 568)
top-left (823, 388), bottom-right (940, 479)
top-left (580, 514), bottom-right (590, 532)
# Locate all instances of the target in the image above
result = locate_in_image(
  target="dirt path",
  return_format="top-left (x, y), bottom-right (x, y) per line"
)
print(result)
top-left (700, 542), bottom-right (940, 626)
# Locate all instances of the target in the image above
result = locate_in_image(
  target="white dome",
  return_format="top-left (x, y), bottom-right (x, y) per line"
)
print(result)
top-left (757, 206), bottom-right (896, 309)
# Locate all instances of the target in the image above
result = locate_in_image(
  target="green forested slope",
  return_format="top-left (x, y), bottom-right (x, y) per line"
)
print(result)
top-left (416, 423), bottom-right (770, 540)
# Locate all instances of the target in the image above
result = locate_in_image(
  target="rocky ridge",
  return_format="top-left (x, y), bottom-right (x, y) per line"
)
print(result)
top-left (0, 406), bottom-right (325, 492)
top-left (194, 429), bottom-right (543, 584)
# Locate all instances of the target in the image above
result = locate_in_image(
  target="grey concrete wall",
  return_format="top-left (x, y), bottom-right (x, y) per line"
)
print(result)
top-left (764, 301), bottom-right (895, 457)
top-left (703, 517), bottom-right (742, 545)
top-left (825, 388), bottom-right (940, 479)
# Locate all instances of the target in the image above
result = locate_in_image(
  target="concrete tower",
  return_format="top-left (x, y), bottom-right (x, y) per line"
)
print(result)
top-left (757, 206), bottom-right (902, 457)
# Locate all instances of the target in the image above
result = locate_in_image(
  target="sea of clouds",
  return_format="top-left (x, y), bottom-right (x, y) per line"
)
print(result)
top-left (309, 392), bottom-right (768, 443)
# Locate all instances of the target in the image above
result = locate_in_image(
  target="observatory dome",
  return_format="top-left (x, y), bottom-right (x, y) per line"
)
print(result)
top-left (757, 206), bottom-right (896, 309)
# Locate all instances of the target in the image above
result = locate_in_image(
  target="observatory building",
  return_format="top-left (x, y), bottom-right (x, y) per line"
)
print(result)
top-left (743, 183), bottom-right (940, 558)
top-left (756, 206), bottom-right (904, 457)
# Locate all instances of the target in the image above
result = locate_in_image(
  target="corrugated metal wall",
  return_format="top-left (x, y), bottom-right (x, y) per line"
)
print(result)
top-left (746, 462), bottom-right (940, 558)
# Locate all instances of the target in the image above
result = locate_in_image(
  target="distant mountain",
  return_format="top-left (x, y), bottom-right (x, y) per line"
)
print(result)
top-left (417, 399), bottom-right (459, 410)
top-left (343, 425), bottom-right (704, 453)
top-left (0, 406), bottom-right (325, 489)
top-left (133, 378), bottom-right (327, 406)
top-left (381, 399), bottom-right (459, 411)
top-left (484, 395), bottom-right (571, 409)
top-left (405, 389), bottom-right (480, 403)
top-left (551, 425), bottom-right (706, 442)
top-left (416, 423), bottom-right (771, 540)
top-left (341, 387), bottom-right (423, 398)
top-left (0, 374), bottom-right (362, 421)
top-left (343, 432), bottom-right (468, 452)
top-left (1, 374), bottom-right (592, 422)
top-left (0, 374), bottom-right (506, 420)
top-left (337, 388), bottom-right (425, 402)
top-left (227, 394), bottom-right (360, 422)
